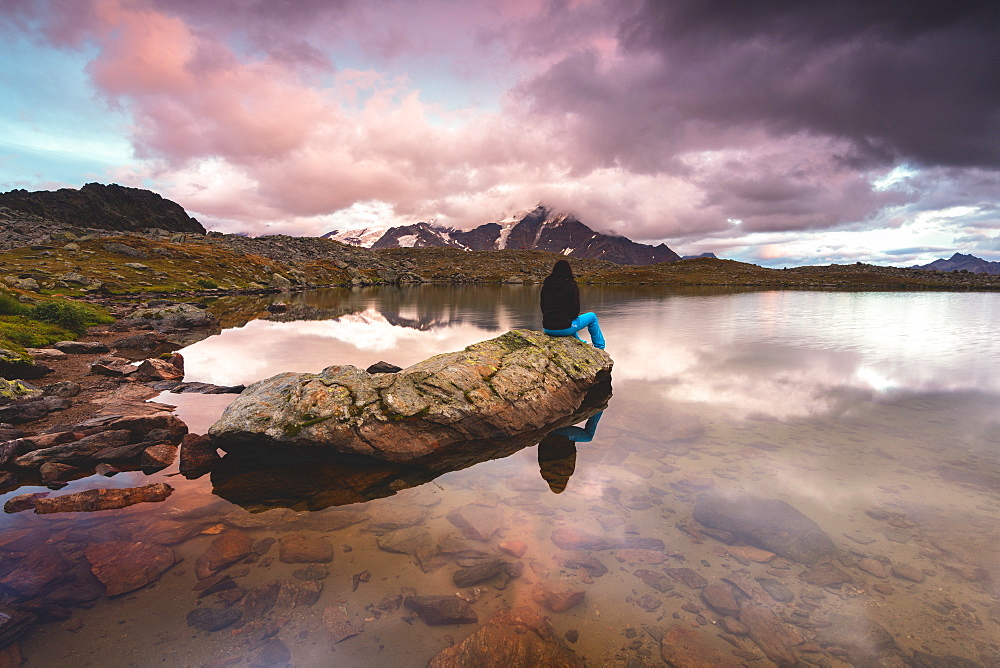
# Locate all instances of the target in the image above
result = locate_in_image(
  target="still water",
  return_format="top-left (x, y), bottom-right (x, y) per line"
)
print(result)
top-left (6, 285), bottom-right (1000, 666)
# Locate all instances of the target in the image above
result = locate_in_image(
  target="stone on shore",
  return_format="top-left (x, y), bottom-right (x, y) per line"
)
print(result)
top-left (693, 492), bottom-right (835, 565)
top-left (209, 329), bottom-right (612, 463)
top-left (124, 303), bottom-right (219, 331)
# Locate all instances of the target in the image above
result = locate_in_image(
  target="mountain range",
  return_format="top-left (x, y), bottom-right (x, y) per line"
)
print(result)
top-left (324, 206), bottom-right (684, 265)
top-left (914, 252), bottom-right (1000, 275)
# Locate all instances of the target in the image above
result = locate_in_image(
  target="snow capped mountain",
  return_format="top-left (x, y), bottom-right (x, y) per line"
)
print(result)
top-left (321, 226), bottom-right (393, 247)
top-left (327, 206), bottom-right (682, 265)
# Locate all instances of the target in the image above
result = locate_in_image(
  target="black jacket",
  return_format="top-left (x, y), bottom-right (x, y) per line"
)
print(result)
top-left (540, 275), bottom-right (580, 330)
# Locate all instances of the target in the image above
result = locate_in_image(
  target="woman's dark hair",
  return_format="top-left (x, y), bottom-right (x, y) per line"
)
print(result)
top-left (549, 260), bottom-right (574, 280)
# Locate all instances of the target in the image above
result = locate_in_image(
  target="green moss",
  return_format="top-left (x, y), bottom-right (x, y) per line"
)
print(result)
top-left (284, 414), bottom-right (333, 437)
top-left (0, 316), bottom-right (77, 352)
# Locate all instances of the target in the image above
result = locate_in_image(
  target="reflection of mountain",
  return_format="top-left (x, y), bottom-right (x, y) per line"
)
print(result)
top-left (210, 379), bottom-right (612, 511)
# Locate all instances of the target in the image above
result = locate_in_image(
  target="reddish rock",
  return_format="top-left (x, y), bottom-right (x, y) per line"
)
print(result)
top-left (702, 583), bottom-right (741, 616)
top-left (134, 519), bottom-right (205, 545)
top-left (276, 580), bottom-right (322, 609)
top-left (446, 503), bottom-right (503, 542)
top-left (551, 526), bottom-right (611, 551)
top-left (429, 607), bottom-right (583, 667)
top-left (615, 549), bottom-right (668, 565)
top-left (323, 604), bottom-right (360, 642)
top-left (740, 603), bottom-right (803, 665)
top-left (39, 462), bottom-right (80, 483)
top-left (33, 483), bottom-right (173, 514)
top-left (94, 463), bottom-right (120, 476)
top-left (140, 443), bottom-right (177, 471)
top-left (634, 569), bottom-right (674, 593)
top-left (800, 563), bottom-right (853, 587)
top-left (857, 558), bottom-right (889, 579)
top-left (941, 562), bottom-right (988, 582)
top-left (13, 429), bottom-right (132, 467)
top-left (404, 595), bottom-right (478, 625)
top-left (2, 492), bottom-right (49, 513)
top-left (0, 471), bottom-right (17, 490)
top-left (532, 582), bottom-right (586, 612)
top-left (659, 624), bottom-right (743, 667)
top-left (726, 545), bottom-right (776, 563)
top-left (178, 433), bottom-right (220, 476)
top-left (0, 545), bottom-right (70, 597)
top-left (241, 580), bottom-right (281, 623)
top-left (498, 540), bottom-right (527, 558)
top-left (889, 563), bottom-right (925, 583)
top-left (279, 534), bottom-right (334, 564)
top-left (134, 358), bottom-right (184, 381)
top-left (195, 529), bottom-right (253, 579)
top-left (85, 541), bottom-right (177, 596)
top-left (665, 567), bottom-right (708, 589)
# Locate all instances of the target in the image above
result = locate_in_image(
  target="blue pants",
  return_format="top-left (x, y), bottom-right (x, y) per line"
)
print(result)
top-left (544, 312), bottom-right (606, 349)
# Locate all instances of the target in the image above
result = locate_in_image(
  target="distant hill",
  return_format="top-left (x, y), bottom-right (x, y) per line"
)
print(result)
top-left (682, 252), bottom-right (718, 260)
top-left (914, 253), bottom-right (1000, 275)
top-left (329, 206), bottom-right (682, 265)
top-left (0, 183), bottom-right (205, 234)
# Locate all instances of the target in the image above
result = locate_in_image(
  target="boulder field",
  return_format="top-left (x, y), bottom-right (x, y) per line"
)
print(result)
top-left (209, 329), bottom-right (613, 463)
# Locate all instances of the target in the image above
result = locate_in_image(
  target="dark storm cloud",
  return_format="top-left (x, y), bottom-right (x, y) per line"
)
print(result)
top-left (521, 0), bottom-right (1000, 172)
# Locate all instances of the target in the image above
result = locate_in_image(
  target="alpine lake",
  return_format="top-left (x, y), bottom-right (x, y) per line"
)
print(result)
top-left (3, 284), bottom-right (1000, 667)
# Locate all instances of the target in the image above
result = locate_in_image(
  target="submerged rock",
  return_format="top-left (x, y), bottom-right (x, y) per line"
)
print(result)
top-left (85, 541), bottom-right (177, 596)
top-left (32, 483), bottom-right (173, 514)
top-left (429, 607), bottom-right (583, 667)
top-left (209, 329), bottom-right (612, 463)
top-left (693, 492), bottom-right (835, 565)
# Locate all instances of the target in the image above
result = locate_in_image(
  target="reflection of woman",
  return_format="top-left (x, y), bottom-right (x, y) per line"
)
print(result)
top-left (540, 260), bottom-right (606, 349)
top-left (537, 412), bottom-right (603, 494)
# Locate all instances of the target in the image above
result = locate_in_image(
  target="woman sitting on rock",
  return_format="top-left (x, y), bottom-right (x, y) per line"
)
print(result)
top-left (540, 260), bottom-right (606, 349)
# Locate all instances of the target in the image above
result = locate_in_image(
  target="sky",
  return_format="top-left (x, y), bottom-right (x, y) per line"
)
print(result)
top-left (1, 0), bottom-right (999, 267)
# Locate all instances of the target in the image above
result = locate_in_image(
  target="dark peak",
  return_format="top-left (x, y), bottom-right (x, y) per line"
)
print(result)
top-left (949, 252), bottom-right (976, 260)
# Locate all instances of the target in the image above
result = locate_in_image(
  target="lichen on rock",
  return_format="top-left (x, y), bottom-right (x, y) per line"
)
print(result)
top-left (209, 329), bottom-right (612, 463)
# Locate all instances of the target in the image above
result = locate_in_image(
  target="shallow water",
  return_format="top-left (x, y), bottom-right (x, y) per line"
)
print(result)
top-left (5, 285), bottom-right (1000, 666)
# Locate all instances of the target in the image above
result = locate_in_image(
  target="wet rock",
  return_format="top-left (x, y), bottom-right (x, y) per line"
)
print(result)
top-left (554, 553), bottom-right (608, 578)
top-left (0, 396), bottom-right (67, 423)
top-left (52, 341), bottom-right (109, 354)
top-left (178, 433), bottom-right (220, 476)
top-left (739, 603), bottom-right (802, 665)
top-left (857, 557), bottom-right (889, 578)
top-left (32, 483), bottom-right (173, 514)
top-left (404, 595), bottom-right (478, 625)
top-left (911, 649), bottom-right (985, 668)
top-left (293, 564), bottom-right (328, 581)
top-left (446, 503), bottom-right (503, 542)
top-left (659, 624), bottom-right (743, 667)
top-left (0, 608), bottom-right (35, 648)
top-left (498, 540), bottom-right (527, 558)
top-left (276, 580), bottom-right (322, 608)
top-left (134, 519), bottom-right (205, 545)
top-left (376, 526), bottom-right (435, 555)
top-left (754, 577), bottom-right (795, 602)
top-left (167, 381), bottom-right (245, 394)
top-left (428, 607), bottom-right (583, 668)
top-left (134, 358), bottom-right (184, 381)
top-left (241, 580), bottom-right (280, 622)
top-left (88, 358), bottom-right (136, 377)
top-left (140, 443), bottom-right (177, 471)
top-left (187, 607), bottom-right (241, 632)
top-left (249, 639), bottom-right (291, 667)
top-left (942, 562), bottom-right (988, 582)
top-left (615, 549), bottom-right (668, 565)
top-left (890, 562), bottom-right (926, 583)
top-left (551, 526), bottom-right (663, 552)
top-left (195, 530), bottom-right (253, 579)
top-left (800, 562), bottom-right (853, 587)
top-left (665, 567), bottom-right (708, 589)
top-left (633, 569), bottom-right (674, 593)
top-left (210, 329), bottom-right (613, 463)
top-left (3, 491), bottom-right (49, 513)
top-left (0, 471), bottom-right (17, 490)
top-left (532, 582), bottom-right (586, 612)
top-left (843, 530), bottom-right (876, 545)
top-left (110, 333), bottom-right (180, 355)
top-left (85, 541), bottom-right (177, 596)
top-left (813, 613), bottom-right (902, 666)
top-left (453, 559), bottom-right (509, 588)
top-left (0, 545), bottom-right (70, 597)
top-left (726, 545), bottom-right (775, 563)
top-left (367, 504), bottom-right (428, 531)
top-left (13, 429), bottom-right (132, 467)
top-left (323, 604), bottom-right (360, 642)
top-left (279, 534), bottom-right (333, 563)
top-left (693, 493), bottom-right (835, 565)
top-left (702, 583), bottom-right (741, 616)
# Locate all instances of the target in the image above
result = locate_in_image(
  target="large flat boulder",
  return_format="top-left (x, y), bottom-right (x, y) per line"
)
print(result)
top-left (209, 330), bottom-right (612, 463)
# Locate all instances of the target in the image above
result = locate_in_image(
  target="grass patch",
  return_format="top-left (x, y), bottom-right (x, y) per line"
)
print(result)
top-left (0, 316), bottom-right (77, 351)
top-left (30, 299), bottom-right (113, 336)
